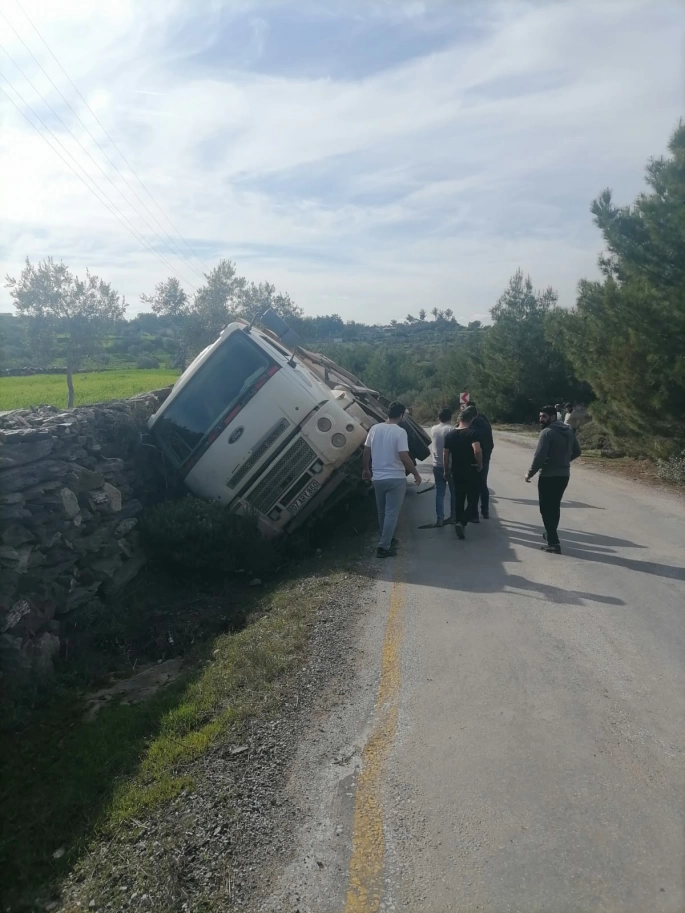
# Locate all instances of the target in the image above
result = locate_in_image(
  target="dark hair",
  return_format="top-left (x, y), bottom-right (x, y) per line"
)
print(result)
top-left (387, 401), bottom-right (406, 419)
top-left (438, 407), bottom-right (452, 423)
top-left (564, 402), bottom-right (573, 411)
top-left (460, 404), bottom-right (477, 423)
top-left (540, 405), bottom-right (558, 418)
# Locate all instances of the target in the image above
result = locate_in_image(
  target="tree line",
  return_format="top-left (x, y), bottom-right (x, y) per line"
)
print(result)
top-left (3, 122), bottom-right (684, 457)
top-left (321, 122), bottom-right (685, 458)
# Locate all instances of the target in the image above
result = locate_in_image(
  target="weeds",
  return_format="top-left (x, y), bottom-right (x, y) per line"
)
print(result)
top-left (657, 450), bottom-right (685, 485)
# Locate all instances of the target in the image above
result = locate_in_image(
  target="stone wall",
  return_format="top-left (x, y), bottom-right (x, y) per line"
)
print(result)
top-left (0, 389), bottom-right (171, 681)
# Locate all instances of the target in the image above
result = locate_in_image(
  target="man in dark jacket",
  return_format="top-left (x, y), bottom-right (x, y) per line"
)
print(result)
top-left (525, 404), bottom-right (581, 554)
top-left (468, 404), bottom-right (494, 521)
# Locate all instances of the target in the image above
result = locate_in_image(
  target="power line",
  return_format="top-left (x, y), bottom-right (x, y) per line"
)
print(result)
top-left (11, 0), bottom-right (212, 275)
top-left (0, 75), bottom-right (198, 289)
top-left (0, 8), bottom-right (206, 282)
top-left (0, 38), bottom-right (202, 286)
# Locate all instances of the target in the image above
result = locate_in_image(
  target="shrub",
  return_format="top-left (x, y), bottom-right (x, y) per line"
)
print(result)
top-left (657, 451), bottom-right (685, 485)
top-left (140, 496), bottom-right (278, 575)
top-left (136, 355), bottom-right (160, 369)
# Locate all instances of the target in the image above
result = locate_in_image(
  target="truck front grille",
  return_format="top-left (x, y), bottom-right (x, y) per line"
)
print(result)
top-left (227, 418), bottom-right (290, 489)
top-left (246, 437), bottom-right (316, 514)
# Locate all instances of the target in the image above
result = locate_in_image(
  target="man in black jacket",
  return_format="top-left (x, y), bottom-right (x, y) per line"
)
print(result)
top-left (525, 404), bottom-right (581, 554)
top-left (468, 403), bottom-right (494, 521)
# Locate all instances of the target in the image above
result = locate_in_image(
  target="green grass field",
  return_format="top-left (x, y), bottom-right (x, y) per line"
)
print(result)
top-left (0, 368), bottom-right (180, 411)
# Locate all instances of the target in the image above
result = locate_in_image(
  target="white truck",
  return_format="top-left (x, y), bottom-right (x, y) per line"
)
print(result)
top-left (148, 317), bottom-right (430, 537)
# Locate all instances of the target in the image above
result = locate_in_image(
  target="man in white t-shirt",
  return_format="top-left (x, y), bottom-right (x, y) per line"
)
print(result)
top-left (362, 401), bottom-right (422, 558)
top-left (430, 407), bottom-right (456, 526)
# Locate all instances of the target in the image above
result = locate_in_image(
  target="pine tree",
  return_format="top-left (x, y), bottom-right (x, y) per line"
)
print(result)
top-left (557, 121), bottom-right (685, 453)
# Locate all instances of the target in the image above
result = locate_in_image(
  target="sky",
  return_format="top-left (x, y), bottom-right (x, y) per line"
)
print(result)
top-left (0, 0), bottom-right (683, 324)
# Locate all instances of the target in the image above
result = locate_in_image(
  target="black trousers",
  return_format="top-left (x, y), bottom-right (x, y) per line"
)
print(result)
top-left (538, 476), bottom-right (569, 545)
top-left (452, 474), bottom-right (479, 526)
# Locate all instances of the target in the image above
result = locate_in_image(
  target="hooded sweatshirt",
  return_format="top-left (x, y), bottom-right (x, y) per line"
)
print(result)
top-left (528, 421), bottom-right (581, 478)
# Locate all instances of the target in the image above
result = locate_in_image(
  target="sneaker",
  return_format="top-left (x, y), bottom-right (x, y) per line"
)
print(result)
top-left (376, 547), bottom-right (397, 558)
top-left (391, 537), bottom-right (400, 547)
top-left (436, 519), bottom-right (444, 528)
top-left (455, 522), bottom-right (465, 540)
top-left (445, 516), bottom-right (455, 525)
top-left (541, 543), bottom-right (561, 554)
top-left (470, 514), bottom-right (480, 524)
top-left (481, 510), bottom-right (490, 520)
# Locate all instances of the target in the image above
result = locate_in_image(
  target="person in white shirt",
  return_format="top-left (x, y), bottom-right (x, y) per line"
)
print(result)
top-left (430, 407), bottom-right (456, 526)
top-left (362, 401), bottom-right (422, 558)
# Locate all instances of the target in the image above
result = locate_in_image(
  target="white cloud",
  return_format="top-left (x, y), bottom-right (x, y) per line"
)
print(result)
top-left (0, 0), bottom-right (682, 323)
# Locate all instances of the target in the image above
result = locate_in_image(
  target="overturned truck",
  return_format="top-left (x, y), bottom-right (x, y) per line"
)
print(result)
top-left (148, 315), bottom-right (430, 537)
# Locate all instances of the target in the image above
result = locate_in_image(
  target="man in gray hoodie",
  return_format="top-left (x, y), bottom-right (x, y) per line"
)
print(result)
top-left (525, 404), bottom-right (581, 554)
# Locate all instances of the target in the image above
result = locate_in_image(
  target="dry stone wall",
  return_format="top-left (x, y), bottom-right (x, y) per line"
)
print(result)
top-left (0, 388), bottom-right (172, 681)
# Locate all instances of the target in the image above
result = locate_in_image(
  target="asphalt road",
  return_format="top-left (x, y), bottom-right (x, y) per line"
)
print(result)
top-left (263, 434), bottom-right (685, 913)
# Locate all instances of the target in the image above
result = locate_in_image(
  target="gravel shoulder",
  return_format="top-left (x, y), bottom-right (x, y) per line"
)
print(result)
top-left (37, 540), bottom-right (381, 913)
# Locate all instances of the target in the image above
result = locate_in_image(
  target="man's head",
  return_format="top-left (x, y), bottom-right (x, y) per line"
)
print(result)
top-left (539, 405), bottom-right (558, 427)
top-left (459, 404), bottom-right (477, 426)
top-left (555, 403), bottom-right (563, 413)
top-left (438, 407), bottom-right (452, 423)
top-left (564, 402), bottom-right (573, 412)
top-left (387, 401), bottom-right (406, 421)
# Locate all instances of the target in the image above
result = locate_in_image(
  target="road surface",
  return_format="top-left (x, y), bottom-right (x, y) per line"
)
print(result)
top-left (263, 434), bottom-right (685, 913)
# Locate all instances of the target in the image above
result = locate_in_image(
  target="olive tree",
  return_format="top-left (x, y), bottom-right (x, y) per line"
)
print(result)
top-left (140, 276), bottom-right (191, 370)
top-left (6, 257), bottom-right (126, 407)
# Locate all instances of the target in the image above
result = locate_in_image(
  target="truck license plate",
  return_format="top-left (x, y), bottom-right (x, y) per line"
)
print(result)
top-left (288, 478), bottom-right (320, 515)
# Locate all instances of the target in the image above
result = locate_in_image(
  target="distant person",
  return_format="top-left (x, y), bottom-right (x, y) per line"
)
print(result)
top-left (565, 402), bottom-right (585, 432)
top-left (443, 404), bottom-right (483, 540)
top-left (555, 403), bottom-right (565, 423)
top-left (430, 407), bottom-right (456, 527)
top-left (525, 404), bottom-right (581, 554)
top-left (362, 401), bottom-right (422, 558)
top-left (468, 403), bottom-right (494, 520)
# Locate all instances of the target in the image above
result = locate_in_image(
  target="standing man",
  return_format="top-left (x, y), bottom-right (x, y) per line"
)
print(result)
top-left (443, 404), bottom-right (483, 540)
top-left (430, 407), bottom-right (455, 527)
top-left (468, 403), bottom-right (494, 521)
top-left (362, 401), bottom-right (422, 558)
top-left (525, 404), bottom-right (581, 554)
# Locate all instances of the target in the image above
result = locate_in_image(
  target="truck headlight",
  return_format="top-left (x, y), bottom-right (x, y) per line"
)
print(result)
top-left (317, 417), bottom-right (332, 432)
top-left (331, 433), bottom-right (346, 448)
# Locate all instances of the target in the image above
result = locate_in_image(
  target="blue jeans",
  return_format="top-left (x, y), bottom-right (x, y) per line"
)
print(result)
top-left (472, 456), bottom-right (491, 517)
top-left (433, 466), bottom-right (456, 521)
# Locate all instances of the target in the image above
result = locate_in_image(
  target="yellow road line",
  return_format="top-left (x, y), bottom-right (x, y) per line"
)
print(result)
top-left (344, 573), bottom-right (406, 913)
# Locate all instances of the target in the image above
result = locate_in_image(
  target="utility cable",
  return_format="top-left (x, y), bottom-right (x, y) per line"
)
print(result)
top-left (0, 39), bottom-right (202, 286)
top-left (0, 9), bottom-right (206, 281)
top-left (11, 0), bottom-right (212, 275)
top-left (0, 76), bottom-right (198, 289)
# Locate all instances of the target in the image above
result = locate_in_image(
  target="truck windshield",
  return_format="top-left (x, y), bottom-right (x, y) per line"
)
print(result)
top-left (154, 330), bottom-right (271, 466)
